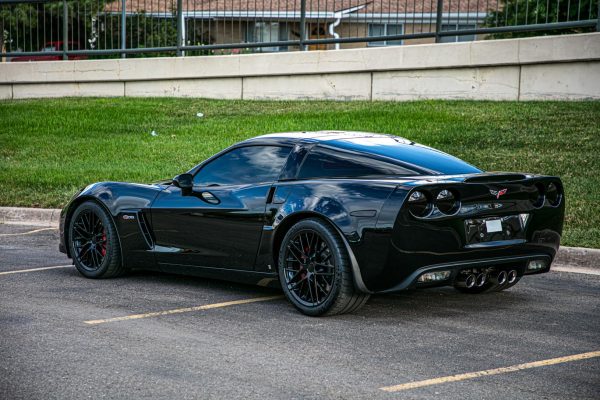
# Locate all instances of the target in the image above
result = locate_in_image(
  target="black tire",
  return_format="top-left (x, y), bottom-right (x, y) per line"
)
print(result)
top-left (69, 201), bottom-right (126, 279)
top-left (278, 218), bottom-right (369, 316)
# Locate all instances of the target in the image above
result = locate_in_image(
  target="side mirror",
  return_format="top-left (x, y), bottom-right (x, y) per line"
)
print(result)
top-left (172, 173), bottom-right (193, 196)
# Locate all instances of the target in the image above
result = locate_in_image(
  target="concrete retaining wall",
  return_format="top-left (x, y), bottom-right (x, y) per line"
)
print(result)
top-left (1, 33), bottom-right (599, 101)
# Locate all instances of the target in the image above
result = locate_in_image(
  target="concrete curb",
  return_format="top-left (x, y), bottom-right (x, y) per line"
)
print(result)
top-left (0, 207), bottom-right (61, 228)
top-left (1, 206), bottom-right (599, 269)
top-left (553, 247), bottom-right (600, 269)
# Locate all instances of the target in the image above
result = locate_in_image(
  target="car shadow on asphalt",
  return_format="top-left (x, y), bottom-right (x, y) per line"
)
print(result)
top-left (94, 269), bottom-right (534, 321)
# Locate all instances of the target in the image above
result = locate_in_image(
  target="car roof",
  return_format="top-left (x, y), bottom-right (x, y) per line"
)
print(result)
top-left (241, 130), bottom-right (412, 145)
top-left (240, 131), bottom-right (481, 175)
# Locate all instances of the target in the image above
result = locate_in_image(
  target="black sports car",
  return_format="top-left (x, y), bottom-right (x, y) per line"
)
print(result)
top-left (59, 131), bottom-right (564, 316)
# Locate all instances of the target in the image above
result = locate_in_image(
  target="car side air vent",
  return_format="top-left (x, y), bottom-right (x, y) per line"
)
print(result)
top-left (464, 174), bottom-right (527, 183)
top-left (137, 211), bottom-right (155, 249)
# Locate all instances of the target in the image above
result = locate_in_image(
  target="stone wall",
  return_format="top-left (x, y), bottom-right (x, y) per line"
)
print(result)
top-left (1, 33), bottom-right (598, 101)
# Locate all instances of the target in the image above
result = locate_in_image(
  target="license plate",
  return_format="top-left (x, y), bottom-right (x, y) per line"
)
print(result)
top-left (485, 219), bottom-right (503, 233)
top-left (464, 215), bottom-right (525, 247)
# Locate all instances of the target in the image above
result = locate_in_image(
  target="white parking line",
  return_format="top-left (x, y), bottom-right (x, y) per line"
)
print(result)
top-left (0, 265), bottom-right (72, 276)
top-left (0, 227), bottom-right (57, 237)
top-left (380, 350), bottom-right (600, 392)
top-left (552, 265), bottom-right (600, 276)
top-left (84, 295), bottom-right (284, 325)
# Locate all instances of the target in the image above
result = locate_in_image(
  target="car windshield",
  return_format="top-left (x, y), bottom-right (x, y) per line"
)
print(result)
top-left (329, 137), bottom-right (481, 175)
top-left (42, 46), bottom-right (57, 52)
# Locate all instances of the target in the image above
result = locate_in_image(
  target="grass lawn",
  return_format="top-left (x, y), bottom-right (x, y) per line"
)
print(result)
top-left (0, 98), bottom-right (598, 248)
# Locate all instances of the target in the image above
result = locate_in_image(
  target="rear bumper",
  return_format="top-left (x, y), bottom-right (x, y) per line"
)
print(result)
top-left (378, 253), bottom-right (551, 293)
top-left (353, 225), bottom-right (561, 293)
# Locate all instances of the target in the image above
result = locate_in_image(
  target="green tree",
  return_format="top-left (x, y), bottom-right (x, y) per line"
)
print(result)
top-left (1, 1), bottom-right (113, 55)
top-left (484, 0), bottom-right (598, 38)
top-left (1, 1), bottom-right (178, 58)
top-left (1, 3), bottom-right (35, 56)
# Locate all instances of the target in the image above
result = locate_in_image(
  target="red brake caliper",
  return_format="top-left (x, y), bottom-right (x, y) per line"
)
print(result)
top-left (100, 230), bottom-right (107, 256)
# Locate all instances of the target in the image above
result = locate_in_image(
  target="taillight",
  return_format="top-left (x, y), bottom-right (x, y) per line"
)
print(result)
top-left (407, 190), bottom-right (432, 217)
top-left (529, 182), bottom-right (545, 208)
top-left (546, 181), bottom-right (562, 207)
top-left (435, 189), bottom-right (460, 215)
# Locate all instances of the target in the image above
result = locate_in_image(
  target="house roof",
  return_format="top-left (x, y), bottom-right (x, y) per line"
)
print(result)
top-left (108, 0), bottom-right (498, 16)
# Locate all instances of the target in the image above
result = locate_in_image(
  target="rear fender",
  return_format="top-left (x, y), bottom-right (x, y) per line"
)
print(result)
top-left (264, 181), bottom-right (397, 293)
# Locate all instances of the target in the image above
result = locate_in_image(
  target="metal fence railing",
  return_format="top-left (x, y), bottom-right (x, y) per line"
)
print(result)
top-left (1, 0), bottom-right (598, 60)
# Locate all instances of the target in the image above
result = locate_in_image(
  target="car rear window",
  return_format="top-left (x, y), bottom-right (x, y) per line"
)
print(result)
top-left (298, 147), bottom-right (418, 179)
top-left (329, 137), bottom-right (481, 175)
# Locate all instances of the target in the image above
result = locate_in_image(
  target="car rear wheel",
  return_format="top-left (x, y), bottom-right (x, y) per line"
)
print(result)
top-left (69, 201), bottom-right (125, 279)
top-left (278, 218), bottom-right (369, 316)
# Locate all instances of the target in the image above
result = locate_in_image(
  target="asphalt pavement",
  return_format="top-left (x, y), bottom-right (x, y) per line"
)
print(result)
top-left (1, 223), bottom-right (598, 399)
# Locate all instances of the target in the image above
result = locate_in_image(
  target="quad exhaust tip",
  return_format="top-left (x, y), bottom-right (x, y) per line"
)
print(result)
top-left (489, 270), bottom-right (508, 286)
top-left (456, 269), bottom-right (517, 289)
top-left (466, 274), bottom-right (476, 288)
top-left (497, 270), bottom-right (508, 285)
top-left (455, 273), bottom-right (476, 289)
top-left (456, 270), bottom-right (514, 288)
top-left (475, 273), bottom-right (487, 287)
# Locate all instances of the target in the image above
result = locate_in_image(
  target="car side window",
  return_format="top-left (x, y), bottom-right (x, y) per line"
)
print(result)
top-left (194, 145), bottom-right (291, 186)
top-left (298, 147), bottom-right (416, 179)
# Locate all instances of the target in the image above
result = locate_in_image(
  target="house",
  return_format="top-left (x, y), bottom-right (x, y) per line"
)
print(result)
top-left (109, 0), bottom-right (494, 52)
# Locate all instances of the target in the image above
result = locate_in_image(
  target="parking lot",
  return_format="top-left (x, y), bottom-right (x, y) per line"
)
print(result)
top-left (1, 223), bottom-right (598, 400)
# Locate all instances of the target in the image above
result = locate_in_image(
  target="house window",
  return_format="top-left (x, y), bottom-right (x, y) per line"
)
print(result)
top-left (440, 24), bottom-right (476, 43)
top-left (245, 22), bottom-right (289, 52)
top-left (367, 23), bottom-right (403, 46)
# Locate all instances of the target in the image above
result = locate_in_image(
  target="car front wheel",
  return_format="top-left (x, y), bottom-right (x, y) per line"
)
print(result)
top-left (69, 201), bottom-right (125, 279)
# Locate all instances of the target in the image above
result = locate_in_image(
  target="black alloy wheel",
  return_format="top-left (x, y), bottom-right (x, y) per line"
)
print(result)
top-left (278, 218), bottom-right (369, 316)
top-left (69, 201), bottom-right (125, 278)
top-left (71, 209), bottom-right (107, 271)
top-left (283, 229), bottom-right (336, 307)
